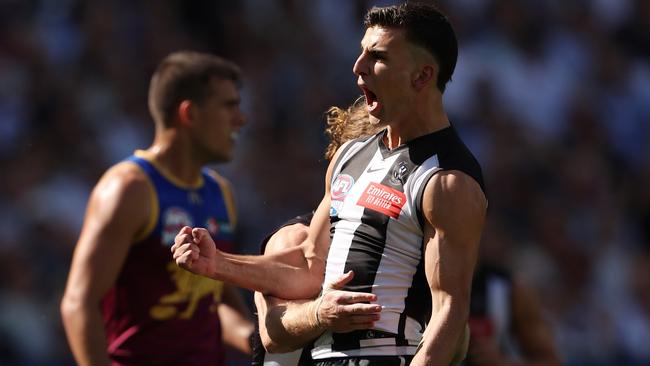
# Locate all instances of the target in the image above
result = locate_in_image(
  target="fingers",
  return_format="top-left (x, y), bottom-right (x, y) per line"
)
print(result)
top-left (324, 304), bottom-right (382, 332)
top-left (192, 227), bottom-right (209, 244)
top-left (172, 242), bottom-right (199, 262)
top-left (321, 292), bottom-right (381, 316)
top-left (327, 271), bottom-right (355, 290)
top-left (323, 290), bottom-right (378, 306)
top-left (171, 226), bottom-right (193, 253)
top-left (329, 290), bottom-right (377, 304)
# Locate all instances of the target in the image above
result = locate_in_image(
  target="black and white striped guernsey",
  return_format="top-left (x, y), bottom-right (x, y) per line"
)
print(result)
top-left (312, 125), bottom-right (485, 360)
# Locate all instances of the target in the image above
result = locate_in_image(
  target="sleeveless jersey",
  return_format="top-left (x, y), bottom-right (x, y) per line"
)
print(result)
top-left (101, 150), bottom-right (236, 366)
top-left (312, 126), bottom-right (485, 360)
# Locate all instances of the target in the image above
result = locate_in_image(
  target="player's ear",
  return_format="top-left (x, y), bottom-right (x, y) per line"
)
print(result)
top-left (412, 65), bottom-right (436, 91)
top-left (177, 100), bottom-right (194, 126)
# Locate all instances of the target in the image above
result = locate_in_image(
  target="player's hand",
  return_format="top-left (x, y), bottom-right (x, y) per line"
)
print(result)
top-left (314, 271), bottom-right (382, 333)
top-left (171, 226), bottom-right (218, 277)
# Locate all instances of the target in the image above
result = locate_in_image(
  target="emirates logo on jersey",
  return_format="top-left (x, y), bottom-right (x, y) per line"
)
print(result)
top-left (357, 182), bottom-right (406, 218)
top-left (331, 174), bottom-right (354, 200)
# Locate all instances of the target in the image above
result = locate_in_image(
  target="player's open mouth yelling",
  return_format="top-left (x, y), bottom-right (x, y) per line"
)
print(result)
top-left (360, 85), bottom-right (380, 114)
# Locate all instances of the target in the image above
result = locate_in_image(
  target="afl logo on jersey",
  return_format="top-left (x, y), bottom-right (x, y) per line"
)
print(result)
top-left (162, 207), bottom-right (193, 246)
top-left (331, 174), bottom-right (354, 200)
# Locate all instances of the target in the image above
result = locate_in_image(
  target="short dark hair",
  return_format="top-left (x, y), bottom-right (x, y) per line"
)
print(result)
top-left (148, 51), bottom-right (241, 126)
top-left (364, 2), bottom-right (458, 93)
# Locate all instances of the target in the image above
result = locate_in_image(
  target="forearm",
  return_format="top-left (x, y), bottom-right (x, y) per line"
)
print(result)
top-left (411, 300), bottom-right (468, 366)
top-left (61, 300), bottom-right (110, 366)
top-left (256, 292), bottom-right (324, 353)
top-left (219, 285), bottom-right (254, 355)
top-left (214, 250), bottom-right (323, 299)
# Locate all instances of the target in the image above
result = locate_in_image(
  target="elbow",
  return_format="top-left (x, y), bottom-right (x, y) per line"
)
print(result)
top-left (60, 294), bottom-right (79, 327)
top-left (60, 292), bottom-right (91, 325)
top-left (262, 339), bottom-right (281, 353)
top-left (261, 335), bottom-right (293, 354)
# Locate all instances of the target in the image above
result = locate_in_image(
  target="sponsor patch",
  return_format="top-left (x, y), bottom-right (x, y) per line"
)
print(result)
top-left (357, 182), bottom-right (406, 218)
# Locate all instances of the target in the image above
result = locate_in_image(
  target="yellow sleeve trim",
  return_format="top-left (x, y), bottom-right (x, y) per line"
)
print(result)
top-left (125, 160), bottom-right (159, 243)
top-left (206, 170), bottom-right (238, 230)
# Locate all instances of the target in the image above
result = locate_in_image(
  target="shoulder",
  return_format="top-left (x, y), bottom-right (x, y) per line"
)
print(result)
top-left (422, 170), bottom-right (487, 227)
top-left (97, 161), bottom-right (151, 197)
top-left (81, 161), bottom-right (154, 239)
top-left (90, 161), bottom-right (153, 214)
top-left (330, 132), bottom-right (378, 169)
top-left (330, 140), bottom-right (356, 165)
top-left (325, 140), bottom-right (356, 185)
top-left (424, 170), bottom-right (486, 204)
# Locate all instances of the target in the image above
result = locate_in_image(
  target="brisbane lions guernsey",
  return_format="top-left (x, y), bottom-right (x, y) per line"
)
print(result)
top-left (101, 150), bottom-right (236, 366)
top-left (312, 126), bottom-right (485, 360)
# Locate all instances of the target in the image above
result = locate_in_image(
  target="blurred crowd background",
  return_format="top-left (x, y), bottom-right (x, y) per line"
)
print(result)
top-left (1, 0), bottom-right (649, 365)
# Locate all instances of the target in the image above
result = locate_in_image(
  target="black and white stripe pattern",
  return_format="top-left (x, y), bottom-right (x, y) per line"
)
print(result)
top-left (313, 126), bottom-right (484, 360)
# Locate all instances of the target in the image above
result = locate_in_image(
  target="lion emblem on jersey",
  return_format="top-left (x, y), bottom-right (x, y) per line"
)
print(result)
top-left (150, 262), bottom-right (224, 320)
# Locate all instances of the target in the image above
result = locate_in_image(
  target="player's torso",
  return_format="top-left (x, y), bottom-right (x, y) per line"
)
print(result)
top-left (102, 151), bottom-right (235, 365)
top-left (315, 131), bottom-right (440, 359)
top-left (316, 126), bottom-right (485, 360)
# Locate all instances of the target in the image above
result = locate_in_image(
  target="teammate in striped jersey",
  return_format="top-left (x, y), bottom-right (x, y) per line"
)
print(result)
top-left (252, 100), bottom-right (385, 366)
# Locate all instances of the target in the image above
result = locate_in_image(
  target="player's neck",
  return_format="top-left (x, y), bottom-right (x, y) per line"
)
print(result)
top-left (148, 131), bottom-right (203, 186)
top-left (383, 97), bottom-right (449, 150)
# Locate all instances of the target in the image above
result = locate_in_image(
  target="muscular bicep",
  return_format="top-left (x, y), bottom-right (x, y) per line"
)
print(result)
top-left (63, 163), bottom-right (152, 305)
top-left (422, 170), bottom-right (487, 303)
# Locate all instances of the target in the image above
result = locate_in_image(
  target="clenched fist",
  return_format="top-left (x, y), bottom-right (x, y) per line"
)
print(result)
top-left (171, 226), bottom-right (220, 278)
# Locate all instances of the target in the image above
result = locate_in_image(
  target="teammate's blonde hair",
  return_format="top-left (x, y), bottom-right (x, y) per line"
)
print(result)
top-left (324, 96), bottom-right (382, 160)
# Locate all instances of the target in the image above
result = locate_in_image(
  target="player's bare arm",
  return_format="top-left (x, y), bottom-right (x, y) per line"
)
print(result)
top-left (257, 270), bottom-right (381, 353)
top-left (60, 162), bottom-right (152, 366)
top-left (171, 142), bottom-right (351, 300)
top-left (411, 170), bottom-right (487, 366)
top-left (218, 283), bottom-right (255, 355)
